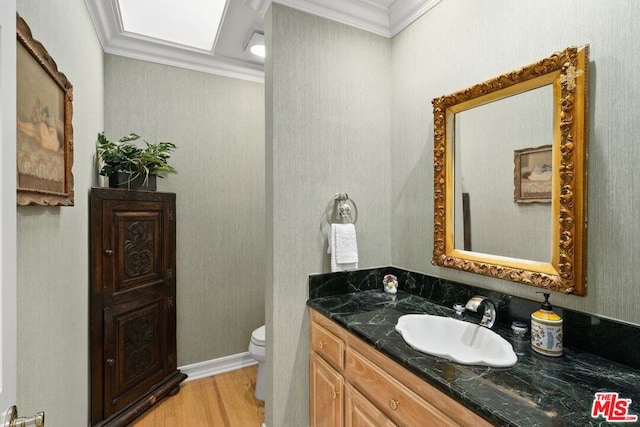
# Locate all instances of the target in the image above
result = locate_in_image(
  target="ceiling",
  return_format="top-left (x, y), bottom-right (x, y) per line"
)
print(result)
top-left (85, 0), bottom-right (442, 83)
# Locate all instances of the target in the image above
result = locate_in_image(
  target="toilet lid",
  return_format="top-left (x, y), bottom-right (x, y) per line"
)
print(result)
top-left (251, 325), bottom-right (266, 346)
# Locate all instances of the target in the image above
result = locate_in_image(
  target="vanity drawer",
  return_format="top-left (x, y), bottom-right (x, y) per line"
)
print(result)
top-left (311, 321), bottom-right (345, 370)
top-left (346, 347), bottom-right (456, 427)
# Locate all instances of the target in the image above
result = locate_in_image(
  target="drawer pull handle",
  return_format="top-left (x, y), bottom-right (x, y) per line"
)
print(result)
top-left (388, 398), bottom-right (399, 410)
top-left (318, 341), bottom-right (326, 349)
top-left (331, 386), bottom-right (340, 400)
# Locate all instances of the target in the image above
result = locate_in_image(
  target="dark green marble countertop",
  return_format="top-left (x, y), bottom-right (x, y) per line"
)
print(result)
top-left (307, 290), bottom-right (640, 427)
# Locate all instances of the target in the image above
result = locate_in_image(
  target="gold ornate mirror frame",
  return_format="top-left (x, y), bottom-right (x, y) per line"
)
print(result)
top-left (432, 45), bottom-right (589, 295)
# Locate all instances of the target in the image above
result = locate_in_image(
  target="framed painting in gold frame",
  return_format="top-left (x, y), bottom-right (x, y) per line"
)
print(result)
top-left (16, 13), bottom-right (74, 206)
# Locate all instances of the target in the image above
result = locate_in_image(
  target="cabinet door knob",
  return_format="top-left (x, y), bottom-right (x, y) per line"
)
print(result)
top-left (331, 386), bottom-right (340, 400)
top-left (106, 358), bottom-right (115, 366)
top-left (388, 398), bottom-right (399, 410)
top-left (104, 249), bottom-right (113, 256)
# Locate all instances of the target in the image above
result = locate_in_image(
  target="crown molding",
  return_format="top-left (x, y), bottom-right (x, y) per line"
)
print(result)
top-left (103, 31), bottom-right (265, 82)
top-left (84, 0), bottom-right (120, 48)
top-left (388, 0), bottom-right (443, 36)
top-left (243, 0), bottom-right (271, 15)
top-left (271, 0), bottom-right (438, 37)
top-left (273, 0), bottom-right (391, 37)
top-left (85, 0), bottom-right (437, 82)
top-left (85, 0), bottom-right (264, 82)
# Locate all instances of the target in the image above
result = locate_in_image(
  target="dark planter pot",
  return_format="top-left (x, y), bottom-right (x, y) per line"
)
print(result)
top-left (108, 172), bottom-right (157, 191)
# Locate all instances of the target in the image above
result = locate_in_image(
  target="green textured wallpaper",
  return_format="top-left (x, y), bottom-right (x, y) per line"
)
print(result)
top-left (16, 0), bottom-right (104, 425)
top-left (266, 4), bottom-right (392, 426)
top-left (391, 0), bottom-right (640, 324)
top-left (104, 55), bottom-right (266, 367)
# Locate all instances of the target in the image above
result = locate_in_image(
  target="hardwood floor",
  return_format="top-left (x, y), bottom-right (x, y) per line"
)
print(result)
top-left (132, 365), bottom-right (265, 427)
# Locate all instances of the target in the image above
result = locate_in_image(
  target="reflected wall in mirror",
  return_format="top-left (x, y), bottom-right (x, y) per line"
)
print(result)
top-left (432, 45), bottom-right (589, 295)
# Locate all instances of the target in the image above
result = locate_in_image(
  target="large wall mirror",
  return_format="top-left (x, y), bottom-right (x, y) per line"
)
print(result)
top-left (432, 45), bottom-right (589, 295)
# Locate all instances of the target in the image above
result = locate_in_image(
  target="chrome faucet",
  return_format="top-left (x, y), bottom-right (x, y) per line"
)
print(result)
top-left (464, 296), bottom-right (496, 328)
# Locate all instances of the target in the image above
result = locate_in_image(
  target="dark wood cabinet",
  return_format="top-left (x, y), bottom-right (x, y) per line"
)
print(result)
top-left (90, 188), bottom-right (186, 426)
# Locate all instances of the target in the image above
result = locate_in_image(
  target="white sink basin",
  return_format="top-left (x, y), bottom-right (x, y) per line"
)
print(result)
top-left (395, 314), bottom-right (517, 368)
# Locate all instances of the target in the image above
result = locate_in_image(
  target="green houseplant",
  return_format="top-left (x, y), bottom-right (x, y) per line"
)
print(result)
top-left (97, 132), bottom-right (176, 190)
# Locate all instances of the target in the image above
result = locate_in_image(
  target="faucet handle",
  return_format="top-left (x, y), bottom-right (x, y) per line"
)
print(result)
top-left (464, 295), bottom-right (484, 311)
top-left (452, 303), bottom-right (465, 318)
top-left (464, 295), bottom-right (496, 328)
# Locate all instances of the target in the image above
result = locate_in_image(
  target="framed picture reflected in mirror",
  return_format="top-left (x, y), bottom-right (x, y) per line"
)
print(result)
top-left (514, 145), bottom-right (552, 203)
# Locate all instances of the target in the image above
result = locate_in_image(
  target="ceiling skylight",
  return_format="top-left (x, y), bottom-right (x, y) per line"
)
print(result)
top-left (118, 0), bottom-right (228, 51)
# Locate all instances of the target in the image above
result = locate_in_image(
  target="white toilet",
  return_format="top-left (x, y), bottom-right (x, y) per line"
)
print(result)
top-left (248, 324), bottom-right (266, 401)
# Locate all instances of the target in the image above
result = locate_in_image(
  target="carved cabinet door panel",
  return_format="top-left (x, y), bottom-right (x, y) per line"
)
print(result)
top-left (90, 188), bottom-right (185, 426)
top-left (101, 197), bottom-right (172, 303)
top-left (103, 292), bottom-right (168, 417)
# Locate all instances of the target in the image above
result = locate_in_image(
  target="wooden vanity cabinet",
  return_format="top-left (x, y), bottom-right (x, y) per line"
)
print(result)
top-left (90, 188), bottom-right (186, 426)
top-left (310, 312), bottom-right (346, 426)
top-left (345, 384), bottom-right (395, 427)
top-left (311, 353), bottom-right (345, 427)
top-left (309, 308), bottom-right (492, 427)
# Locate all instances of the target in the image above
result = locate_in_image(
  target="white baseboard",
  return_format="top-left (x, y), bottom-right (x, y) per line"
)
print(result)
top-left (179, 352), bottom-right (258, 382)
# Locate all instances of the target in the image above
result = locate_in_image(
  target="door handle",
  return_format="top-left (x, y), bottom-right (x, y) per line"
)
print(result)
top-left (4, 406), bottom-right (45, 427)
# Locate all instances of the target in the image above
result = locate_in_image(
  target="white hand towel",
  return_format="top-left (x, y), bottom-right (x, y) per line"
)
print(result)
top-left (334, 223), bottom-right (358, 263)
top-left (328, 223), bottom-right (359, 272)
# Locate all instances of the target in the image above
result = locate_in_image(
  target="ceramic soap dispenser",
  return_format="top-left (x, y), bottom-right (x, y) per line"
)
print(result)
top-left (530, 292), bottom-right (563, 357)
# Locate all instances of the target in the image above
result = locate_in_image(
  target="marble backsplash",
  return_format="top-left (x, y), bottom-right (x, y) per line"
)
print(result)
top-left (308, 266), bottom-right (640, 370)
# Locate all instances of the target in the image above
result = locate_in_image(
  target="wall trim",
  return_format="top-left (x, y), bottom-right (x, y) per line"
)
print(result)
top-left (273, 0), bottom-right (441, 37)
top-left (99, 35), bottom-right (265, 83)
top-left (85, 0), bottom-right (438, 81)
top-left (243, 0), bottom-right (271, 15)
top-left (388, 0), bottom-right (443, 36)
top-left (273, 0), bottom-right (391, 37)
top-left (84, 0), bottom-right (265, 83)
top-left (179, 352), bottom-right (258, 382)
